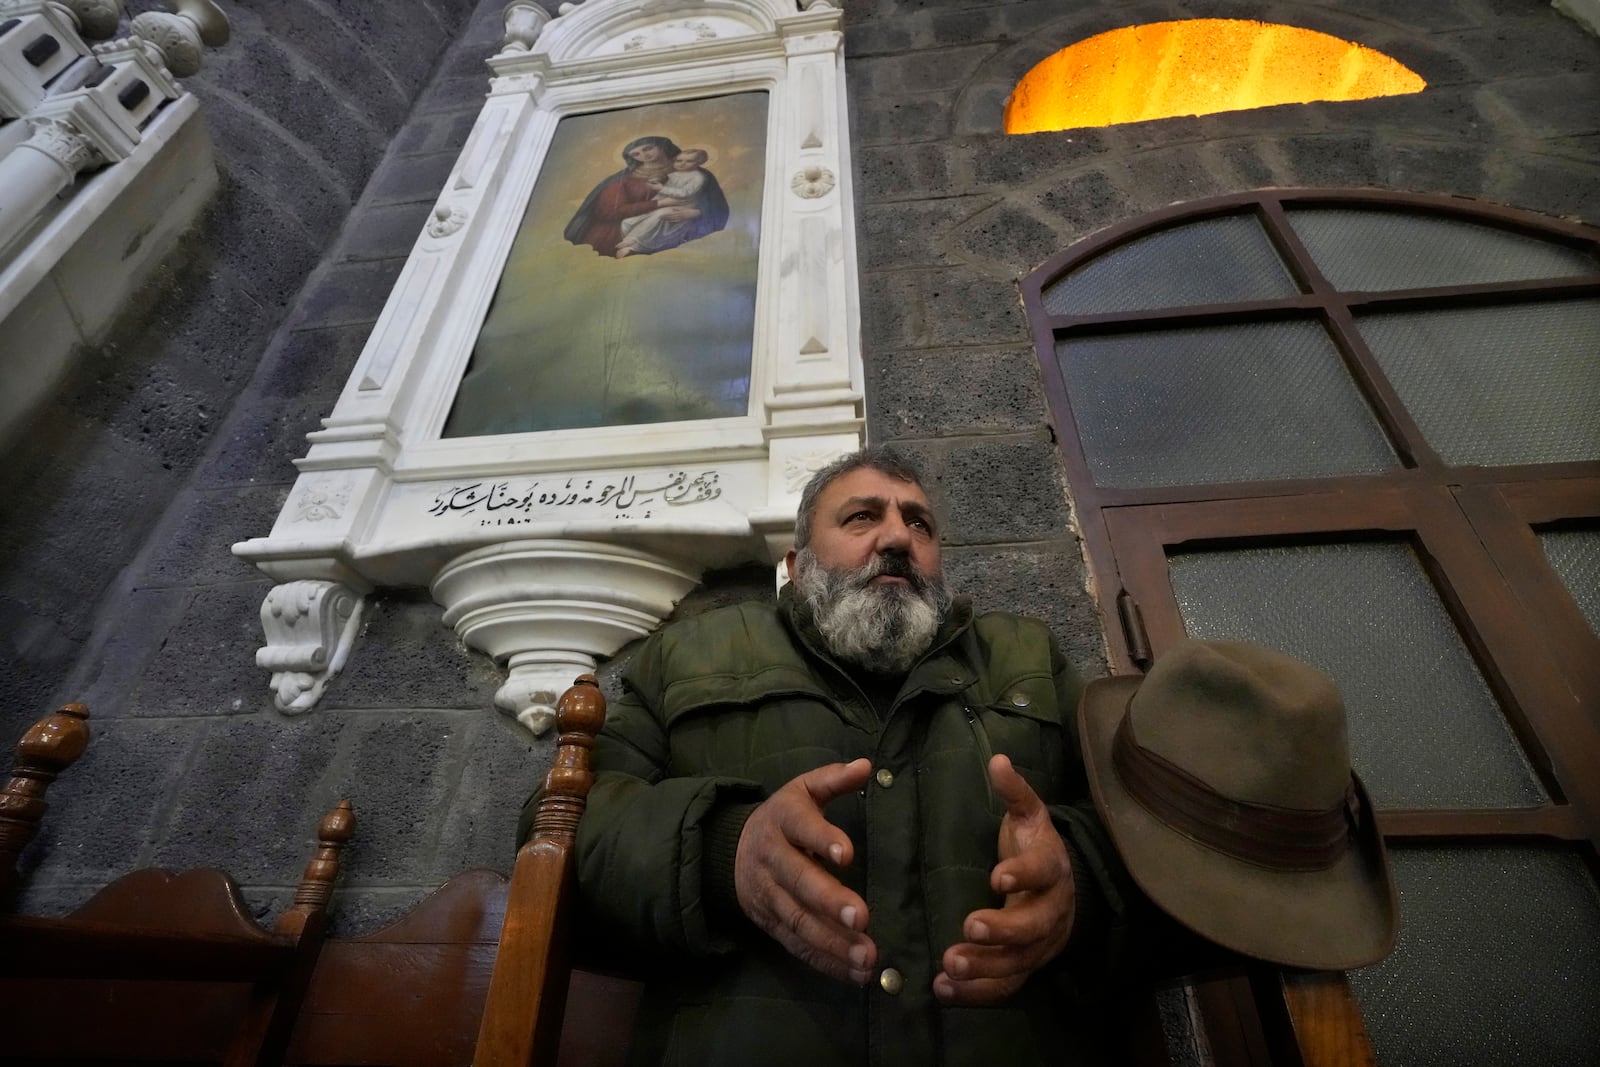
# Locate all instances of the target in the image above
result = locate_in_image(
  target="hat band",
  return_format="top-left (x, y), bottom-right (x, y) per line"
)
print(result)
top-left (1112, 714), bottom-right (1357, 871)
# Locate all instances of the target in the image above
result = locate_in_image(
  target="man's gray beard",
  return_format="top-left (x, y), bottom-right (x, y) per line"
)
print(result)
top-left (794, 549), bottom-right (952, 675)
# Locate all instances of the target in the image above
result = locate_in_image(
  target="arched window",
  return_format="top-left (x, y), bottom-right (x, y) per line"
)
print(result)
top-left (1023, 190), bottom-right (1600, 1064)
top-left (1005, 21), bottom-right (1425, 133)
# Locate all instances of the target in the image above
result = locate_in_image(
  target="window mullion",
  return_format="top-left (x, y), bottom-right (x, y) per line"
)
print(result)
top-left (1454, 480), bottom-right (1600, 721)
top-left (1257, 198), bottom-right (1446, 475)
top-left (1410, 488), bottom-right (1600, 849)
top-left (1319, 300), bottom-right (1446, 473)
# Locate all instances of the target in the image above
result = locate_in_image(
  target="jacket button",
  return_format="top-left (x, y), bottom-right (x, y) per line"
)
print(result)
top-left (874, 768), bottom-right (895, 789)
top-left (1009, 690), bottom-right (1031, 708)
top-left (878, 967), bottom-right (904, 995)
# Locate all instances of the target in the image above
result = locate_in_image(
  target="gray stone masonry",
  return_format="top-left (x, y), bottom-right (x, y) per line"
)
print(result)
top-left (5, 0), bottom-right (518, 924)
top-left (5, 0), bottom-right (1599, 940)
top-left (0, 0), bottom-right (487, 717)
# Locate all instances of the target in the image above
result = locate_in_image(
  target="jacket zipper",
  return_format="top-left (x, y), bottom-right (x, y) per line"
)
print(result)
top-left (964, 705), bottom-right (996, 809)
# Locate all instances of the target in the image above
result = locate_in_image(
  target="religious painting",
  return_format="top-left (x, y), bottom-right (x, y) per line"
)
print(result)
top-left (443, 92), bottom-right (769, 437)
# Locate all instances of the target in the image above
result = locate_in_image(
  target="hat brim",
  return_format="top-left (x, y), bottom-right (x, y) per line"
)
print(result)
top-left (1080, 676), bottom-right (1399, 970)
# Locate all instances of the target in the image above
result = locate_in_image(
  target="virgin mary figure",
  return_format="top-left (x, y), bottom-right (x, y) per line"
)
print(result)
top-left (563, 135), bottom-right (730, 257)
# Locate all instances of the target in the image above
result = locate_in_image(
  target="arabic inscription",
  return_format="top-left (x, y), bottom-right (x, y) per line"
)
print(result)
top-left (426, 470), bottom-right (723, 526)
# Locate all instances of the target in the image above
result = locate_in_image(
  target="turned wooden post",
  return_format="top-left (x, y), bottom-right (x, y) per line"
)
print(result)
top-left (1, 703), bottom-right (90, 896)
top-left (277, 799), bottom-right (356, 937)
top-left (227, 799), bottom-right (356, 1067)
top-left (475, 674), bottom-right (606, 1067)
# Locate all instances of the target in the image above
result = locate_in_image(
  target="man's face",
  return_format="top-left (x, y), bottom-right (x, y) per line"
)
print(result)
top-left (785, 467), bottom-right (950, 674)
top-left (629, 144), bottom-right (664, 164)
top-left (786, 466), bottom-right (942, 585)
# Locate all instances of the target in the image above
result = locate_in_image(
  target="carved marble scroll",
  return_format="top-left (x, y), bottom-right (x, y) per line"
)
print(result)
top-left (256, 581), bottom-right (365, 713)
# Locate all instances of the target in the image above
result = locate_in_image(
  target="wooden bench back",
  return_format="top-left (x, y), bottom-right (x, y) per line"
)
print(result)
top-left (287, 674), bottom-right (637, 1067)
top-left (1, 702), bottom-right (354, 1065)
top-left (283, 867), bottom-right (642, 1067)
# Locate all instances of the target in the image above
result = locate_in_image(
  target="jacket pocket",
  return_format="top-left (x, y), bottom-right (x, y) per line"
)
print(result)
top-left (969, 698), bottom-right (1068, 803)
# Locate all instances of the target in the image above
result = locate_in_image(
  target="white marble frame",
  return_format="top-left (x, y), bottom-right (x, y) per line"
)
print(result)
top-left (235, 0), bottom-right (863, 730)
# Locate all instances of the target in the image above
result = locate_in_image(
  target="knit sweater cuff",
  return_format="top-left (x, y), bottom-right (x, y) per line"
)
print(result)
top-left (703, 801), bottom-right (760, 936)
top-left (1062, 835), bottom-right (1107, 951)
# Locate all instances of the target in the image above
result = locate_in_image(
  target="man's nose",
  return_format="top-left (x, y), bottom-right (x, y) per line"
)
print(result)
top-left (875, 515), bottom-right (914, 551)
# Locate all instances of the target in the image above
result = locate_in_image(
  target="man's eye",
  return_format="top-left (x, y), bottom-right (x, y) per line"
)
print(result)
top-left (845, 511), bottom-right (873, 523)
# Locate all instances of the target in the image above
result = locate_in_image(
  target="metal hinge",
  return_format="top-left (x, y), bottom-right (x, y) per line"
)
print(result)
top-left (1116, 590), bottom-right (1153, 670)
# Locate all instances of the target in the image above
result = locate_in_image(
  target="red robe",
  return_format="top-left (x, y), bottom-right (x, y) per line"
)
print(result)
top-left (571, 175), bottom-right (659, 257)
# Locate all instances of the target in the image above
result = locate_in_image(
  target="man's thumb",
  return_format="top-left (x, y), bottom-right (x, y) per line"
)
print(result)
top-left (988, 753), bottom-right (1041, 816)
top-left (804, 757), bottom-right (873, 803)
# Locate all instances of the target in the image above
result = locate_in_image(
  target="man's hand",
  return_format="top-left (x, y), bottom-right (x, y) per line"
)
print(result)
top-left (735, 758), bottom-right (877, 985)
top-left (934, 754), bottom-right (1076, 1005)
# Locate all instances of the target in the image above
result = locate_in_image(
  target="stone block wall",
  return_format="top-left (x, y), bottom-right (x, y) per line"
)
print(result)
top-left (5, 0), bottom-right (1597, 936)
top-left (0, 0), bottom-right (491, 716)
top-left (4, 0), bottom-right (525, 925)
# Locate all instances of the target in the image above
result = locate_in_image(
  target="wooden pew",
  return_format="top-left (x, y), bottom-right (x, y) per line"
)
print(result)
top-left (284, 673), bottom-right (640, 1067)
top-left (284, 872), bottom-right (642, 1067)
top-left (0, 689), bottom-right (627, 1067)
top-left (0, 703), bottom-right (355, 1066)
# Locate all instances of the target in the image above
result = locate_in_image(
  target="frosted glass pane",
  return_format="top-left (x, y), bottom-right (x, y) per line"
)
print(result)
top-left (1349, 846), bottom-right (1600, 1067)
top-left (1041, 214), bottom-right (1298, 316)
top-left (1168, 541), bottom-right (1547, 809)
top-left (1288, 208), bottom-right (1600, 292)
top-left (1539, 527), bottom-right (1600, 638)
top-left (1358, 300), bottom-right (1600, 466)
top-left (1056, 322), bottom-right (1397, 489)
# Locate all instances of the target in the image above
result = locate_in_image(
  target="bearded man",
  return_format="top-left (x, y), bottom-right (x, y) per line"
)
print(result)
top-left (566, 448), bottom-right (1135, 1067)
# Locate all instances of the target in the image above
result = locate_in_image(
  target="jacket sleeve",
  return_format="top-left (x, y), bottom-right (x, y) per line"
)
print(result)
top-left (1044, 641), bottom-right (1210, 987)
top-left (568, 631), bottom-right (766, 958)
top-left (1042, 639), bottom-right (1151, 978)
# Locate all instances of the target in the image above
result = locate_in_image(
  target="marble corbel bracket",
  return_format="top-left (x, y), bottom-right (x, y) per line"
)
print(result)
top-left (432, 539), bottom-right (699, 736)
top-left (257, 579), bottom-right (368, 714)
top-left (748, 506), bottom-right (801, 590)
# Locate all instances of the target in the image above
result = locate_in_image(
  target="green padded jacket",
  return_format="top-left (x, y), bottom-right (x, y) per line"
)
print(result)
top-left (564, 591), bottom-right (1139, 1067)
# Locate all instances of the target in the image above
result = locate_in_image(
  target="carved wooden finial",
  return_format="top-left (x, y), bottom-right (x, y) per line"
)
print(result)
top-left (279, 799), bottom-right (355, 931)
top-left (2, 703), bottom-right (91, 892)
top-left (556, 673), bottom-right (605, 739)
top-left (528, 675), bottom-right (607, 847)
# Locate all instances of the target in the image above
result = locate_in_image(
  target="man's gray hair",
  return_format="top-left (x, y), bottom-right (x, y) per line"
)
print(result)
top-left (793, 446), bottom-right (928, 549)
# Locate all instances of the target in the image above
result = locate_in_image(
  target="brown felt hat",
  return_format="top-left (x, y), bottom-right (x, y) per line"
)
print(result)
top-left (1079, 639), bottom-right (1398, 970)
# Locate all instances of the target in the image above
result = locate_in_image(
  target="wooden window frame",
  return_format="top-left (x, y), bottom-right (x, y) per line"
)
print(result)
top-left (1023, 189), bottom-right (1600, 1063)
top-left (1022, 189), bottom-right (1600, 845)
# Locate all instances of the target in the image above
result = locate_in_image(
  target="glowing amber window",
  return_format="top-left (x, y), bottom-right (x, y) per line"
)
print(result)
top-left (1005, 19), bottom-right (1426, 134)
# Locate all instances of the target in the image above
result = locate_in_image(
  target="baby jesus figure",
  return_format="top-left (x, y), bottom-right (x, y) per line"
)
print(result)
top-left (615, 149), bottom-right (712, 258)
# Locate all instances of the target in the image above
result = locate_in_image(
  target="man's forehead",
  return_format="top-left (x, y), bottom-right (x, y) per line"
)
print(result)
top-left (817, 468), bottom-right (934, 513)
